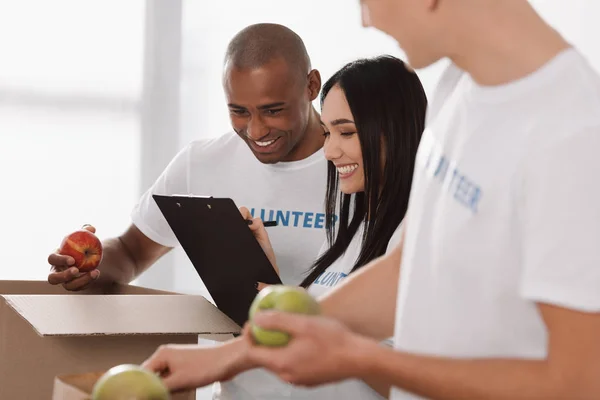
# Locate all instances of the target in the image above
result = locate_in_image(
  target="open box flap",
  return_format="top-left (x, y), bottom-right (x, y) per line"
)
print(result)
top-left (2, 294), bottom-right (241, 336)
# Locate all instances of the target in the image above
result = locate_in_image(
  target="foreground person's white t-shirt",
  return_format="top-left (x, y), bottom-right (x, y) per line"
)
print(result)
top-left (392, 48), bottom-right (600, 399)
top-left (218, 223), bottom-right (403, 400)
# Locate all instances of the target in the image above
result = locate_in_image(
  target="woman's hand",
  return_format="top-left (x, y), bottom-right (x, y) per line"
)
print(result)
top-left (240, 207), bottom-right (279, 278)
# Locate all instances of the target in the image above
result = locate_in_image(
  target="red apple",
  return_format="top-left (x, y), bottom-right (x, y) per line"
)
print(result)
top-left (58, 229), bottom-right (103, 272)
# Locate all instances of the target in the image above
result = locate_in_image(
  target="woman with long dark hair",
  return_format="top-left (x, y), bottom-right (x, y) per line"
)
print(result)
top-left (143, 55), bottom-right (427, 400)
top-left (299, 54), bottom-right (426, 291)
top-left (230, 54), bottom-right (426, 399)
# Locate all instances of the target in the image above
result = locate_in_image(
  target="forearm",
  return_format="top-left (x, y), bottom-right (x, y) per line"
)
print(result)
top-left (95, 237), bottom-right (139, 285)
top-left (95, 225), bottom-right (171, 286)
top-left (362, 341), bottom-right (396, 398)
top-left (355, 342), bottom-right (594, 400)
top-left (319, 243), bottom-right (402, 340)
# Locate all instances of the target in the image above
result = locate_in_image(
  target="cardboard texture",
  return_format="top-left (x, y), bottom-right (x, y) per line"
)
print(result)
top-left (53, 372), bottom-right (190, 400)
top-left (52, 373), bottom-right (104, 400)
top-left (0, 280), bottom-right (241, 399)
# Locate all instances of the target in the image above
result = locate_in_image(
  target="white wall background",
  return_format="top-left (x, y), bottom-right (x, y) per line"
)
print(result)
top-left (0, 0), bottom-right (144, 280)
top-left (1, 0), bottom-right (599, 398)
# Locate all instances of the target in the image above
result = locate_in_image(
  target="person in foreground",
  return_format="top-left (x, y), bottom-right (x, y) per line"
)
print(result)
top-left (145, 55), bottom-right (427, 399)
top-left (145, 0), bottom-right (600, 399)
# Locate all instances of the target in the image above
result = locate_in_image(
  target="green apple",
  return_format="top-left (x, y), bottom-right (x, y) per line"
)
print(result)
top-left (92, 364), bottom-right (170, 400)
top-left (249, 285), bottom-right (320, 347)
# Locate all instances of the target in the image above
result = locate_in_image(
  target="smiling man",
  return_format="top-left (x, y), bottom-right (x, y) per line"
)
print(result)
top-left (224, 29), bottom-right (323, 164)
top-left (47, 23), bottom-right (327, 289)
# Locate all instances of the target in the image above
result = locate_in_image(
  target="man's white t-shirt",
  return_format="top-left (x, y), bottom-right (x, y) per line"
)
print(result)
top-left (131, 131), bottom-right (328, 285)
top-left (219, 222), bottom-right (403, 400)
top-left (392, 48), bottom-right (600, 399)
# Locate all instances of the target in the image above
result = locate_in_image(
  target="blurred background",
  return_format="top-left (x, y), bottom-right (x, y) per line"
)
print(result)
top-left (1, 0), bottom-right (599, 397)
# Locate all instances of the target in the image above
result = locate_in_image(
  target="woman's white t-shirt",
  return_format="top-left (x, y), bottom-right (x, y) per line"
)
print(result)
top-left (216, 222), bottom-right (403, 400)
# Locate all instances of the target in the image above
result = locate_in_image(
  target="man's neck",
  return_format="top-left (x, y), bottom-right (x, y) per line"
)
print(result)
top-left (449, 1), bottom-right (570, 86)
top-left (282, 106), bottom-right (325, 162)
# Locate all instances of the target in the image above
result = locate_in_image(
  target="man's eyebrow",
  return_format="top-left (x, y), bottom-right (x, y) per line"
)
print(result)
top-left (257, 102), bottom-right (286, 110)
top-left (227, 102), bottom-right (286, 110)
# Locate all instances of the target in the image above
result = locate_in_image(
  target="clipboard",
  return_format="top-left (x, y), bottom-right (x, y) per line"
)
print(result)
top-left (152, 194), bottom-right (282, 327)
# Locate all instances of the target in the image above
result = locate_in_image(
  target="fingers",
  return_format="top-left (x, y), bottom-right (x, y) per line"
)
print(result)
top-left (246, 344), bottom-right (287, 375)
top-left (48, 253), bottom-right (75, 271)
top-left (47, 223), bottom-right (97, 272)
top-left (81, 224), bottom-right (96, 233)
top-left (141, 350), bottom-right (184, 392)
top-left (247, 217), bottom-right (266, 232)
top-left (253, 311), bottom-right (314, 337)
top-left (141, 348), bottom-right (168, 374)
top-left (241, 322), bottom-right (252, 335)
top-left (239, 207), bottom-right (252, 221)
top-left (239, 208), bottom-right (265, 233)
top-left (161, 374), bottom-right (188, 393)
top-left (61, 270), bottom-right (100, 291)
top-left (141, 344), bottom-right (199, 373)
top-left (246, 218), bottom-right (270, 244)
top-left (256, 282), bottom-right (270, 292)
top-left (48, 224), bottom-right (99, 288)
top-left (47, 267), bottom-right (80, 285)
top-left (141, 346), bottom-right (200, 393)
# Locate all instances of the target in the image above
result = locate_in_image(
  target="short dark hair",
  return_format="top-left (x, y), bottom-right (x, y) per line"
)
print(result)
top-left (224, 23), bottom-right (311, 80)
top-left (300, 55), bottom-right (428, 287)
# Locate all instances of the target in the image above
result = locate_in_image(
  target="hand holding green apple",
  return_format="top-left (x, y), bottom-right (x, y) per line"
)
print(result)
top-left (249, 285), bottom-right (320, 346)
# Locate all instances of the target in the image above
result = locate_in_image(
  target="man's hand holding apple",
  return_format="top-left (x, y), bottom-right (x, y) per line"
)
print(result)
top-left (47, 224), bottom-right (102, 291)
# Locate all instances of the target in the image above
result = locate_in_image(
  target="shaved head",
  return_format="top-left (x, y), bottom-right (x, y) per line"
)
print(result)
top-left (222, 23), bottom-right (323, 165)
top-left (224, 23), bottom-right (311, 81)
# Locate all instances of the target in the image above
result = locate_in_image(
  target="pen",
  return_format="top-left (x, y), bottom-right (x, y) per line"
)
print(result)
top-left (247, 219), bottom-right (278, 227)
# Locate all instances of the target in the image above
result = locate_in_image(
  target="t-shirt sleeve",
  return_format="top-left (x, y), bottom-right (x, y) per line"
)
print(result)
top-left (130, 143), bottom-right (193, 248)
top-left (519, 127), bottom-right (600, 312)
top-left (386, 221), bottom-right (404, 254)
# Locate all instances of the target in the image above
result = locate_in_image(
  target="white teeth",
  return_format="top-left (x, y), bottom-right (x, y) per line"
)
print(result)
top-left (255, 139), bottom-right (275, 147)
top-left (336, 164), bottom-right (358, 175)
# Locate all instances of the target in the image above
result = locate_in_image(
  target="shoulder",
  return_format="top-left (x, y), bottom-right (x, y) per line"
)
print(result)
top-left (527, 50), bottom-right (600, 156)
top-left (386, 221), bottom-right (404, 254)
top-left (159, 132), bottom-right (246, 178)
top-left (186, 131), bottom-right (245, 156)
top-left (550, 49), bottom-right (600, 117)
top-left (425, 62), bottom-right (469, 125)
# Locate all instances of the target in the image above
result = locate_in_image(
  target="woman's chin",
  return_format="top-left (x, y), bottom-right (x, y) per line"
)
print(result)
top-left (339, 184), bottom-right (364, 195)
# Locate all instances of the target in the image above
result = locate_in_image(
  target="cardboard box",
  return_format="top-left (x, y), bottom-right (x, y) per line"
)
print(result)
top-left (0, 280), bottom-right (241, 399)
top-left (52, 371), bottom-right (190, 400)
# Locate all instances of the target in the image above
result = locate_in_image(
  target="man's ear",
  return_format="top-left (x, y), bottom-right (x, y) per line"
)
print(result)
top-left (307, 69), bottom-right (322, 101)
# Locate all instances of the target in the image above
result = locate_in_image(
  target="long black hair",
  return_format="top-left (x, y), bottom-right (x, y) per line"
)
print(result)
top-left (300, 55), bottom-right (427, 288)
